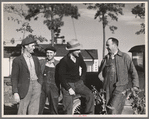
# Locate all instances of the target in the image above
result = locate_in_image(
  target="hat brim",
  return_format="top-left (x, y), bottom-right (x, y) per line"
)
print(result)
top-left (66, 44), bottom-right (83, 50)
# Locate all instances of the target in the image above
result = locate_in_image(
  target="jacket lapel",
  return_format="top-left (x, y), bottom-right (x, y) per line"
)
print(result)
top-left (32, 56), bottom-right (38, 74)
top-left (20, 55), bottom-right (29, 70)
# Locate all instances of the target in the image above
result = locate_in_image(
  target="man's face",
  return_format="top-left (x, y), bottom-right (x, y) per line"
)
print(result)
top-left (72, 49), bottom-right (81, 58)
top-left (46, 50), bottom-right (56, 60)
top-left (106, 39), bottom-right (116, 54)
top-left (25, 43), bottom-right (36, 54)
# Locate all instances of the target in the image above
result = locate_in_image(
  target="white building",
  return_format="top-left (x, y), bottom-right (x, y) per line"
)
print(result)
top-left (3, 44), bottom-right (98, 77)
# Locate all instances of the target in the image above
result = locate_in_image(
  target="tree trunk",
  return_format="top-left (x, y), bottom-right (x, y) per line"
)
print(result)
top-left (51, 29), bottom-right (54, 46)
top-left (21, 29), bottom-right (26, 54)
top-left (51, 6), bottom-right (54, 46)
top-left (102, 16), bottom-right (106, 58)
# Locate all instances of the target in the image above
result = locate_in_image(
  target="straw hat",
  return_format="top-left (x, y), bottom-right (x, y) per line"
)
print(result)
top-left (66, 39), bottom-right (83, 50)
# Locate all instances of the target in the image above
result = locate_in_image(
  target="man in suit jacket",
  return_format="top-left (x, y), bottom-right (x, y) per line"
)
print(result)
top-left (11, 36), bottom-right (43, 115)
top-left (38, 46), bottom-right (60, 114)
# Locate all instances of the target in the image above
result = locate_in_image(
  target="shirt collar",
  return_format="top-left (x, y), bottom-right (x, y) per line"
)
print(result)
top-left (45, 58), bottom-right (55, 67)
top-left (105, 49), bottom-right (122, 59)
top-left (46, 58), bottom-right (55, 63)
top-left (69, 53), bottom-right (77, 63)
top-left (113, 50), bottom-right (118, 56)
top-left (116, 49), bottom-right (123, 57)
top-left (23, 53), bottom-right (32, 58)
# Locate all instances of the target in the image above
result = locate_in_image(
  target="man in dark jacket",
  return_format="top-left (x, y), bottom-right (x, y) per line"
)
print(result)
top-left (11, 36), bottom-right (43, 115)
top-left (39, 46), bottom-right (60, 114)
top-left (98, 37), bottom-right (139, 114)
top-left (58, 39), bottom-right (94, 114)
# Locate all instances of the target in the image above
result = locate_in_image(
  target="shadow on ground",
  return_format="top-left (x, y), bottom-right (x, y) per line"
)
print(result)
top-left (4, 104), bottom-right (18, 115)
top-left (4, 104), bottom-right (65, 115)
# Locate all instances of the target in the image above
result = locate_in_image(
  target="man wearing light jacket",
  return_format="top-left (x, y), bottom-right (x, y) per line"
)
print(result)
top-left (98, 37), bottom-right (139, 114)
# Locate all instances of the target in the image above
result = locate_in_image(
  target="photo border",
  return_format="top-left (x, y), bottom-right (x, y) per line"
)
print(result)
top-left (1, 0), bottom-right (148, 119)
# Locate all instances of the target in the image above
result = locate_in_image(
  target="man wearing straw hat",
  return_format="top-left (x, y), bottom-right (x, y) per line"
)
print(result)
top-left (58, 39), bottom-right (94, 114)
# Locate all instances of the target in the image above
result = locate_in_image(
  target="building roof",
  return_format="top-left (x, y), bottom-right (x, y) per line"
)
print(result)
top-left (4, 46), bottom-right (21, 58)
top-left (129, 45), bottom-right (145, 52)
top-left (4, 44), bottom-right (98, 60)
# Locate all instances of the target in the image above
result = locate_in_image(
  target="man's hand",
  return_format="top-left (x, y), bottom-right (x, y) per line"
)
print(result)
top-left (132, 87), bottom-right (139, 97)
top-left (68, 88), bottom-right (75, 95)
top-left (14, 93), bottom-right (20, 103)
top-left (133, 87), bottom-right (139, 92)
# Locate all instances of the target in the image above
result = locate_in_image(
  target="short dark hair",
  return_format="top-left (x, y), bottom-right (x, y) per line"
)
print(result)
top-left (108, 37), bottom-right (119, 46)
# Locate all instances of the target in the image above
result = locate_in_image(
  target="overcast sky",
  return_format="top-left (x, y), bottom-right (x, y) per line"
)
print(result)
top-left (2, 2), bottom-right (146, 63)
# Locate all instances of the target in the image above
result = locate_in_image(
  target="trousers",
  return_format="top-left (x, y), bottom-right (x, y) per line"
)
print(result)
top-left (62, 80), bottom-right (94, 114)
top-left (17, 80), bottom-right (41, 115)
top-left (39, 82), bottom-right (59, 114)
top-left (103, 58), bottom-right (127, 114)
top-left (39, 66), bottom-right (59, 114)
top-left (107, 85), bottom-right (127, 114)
